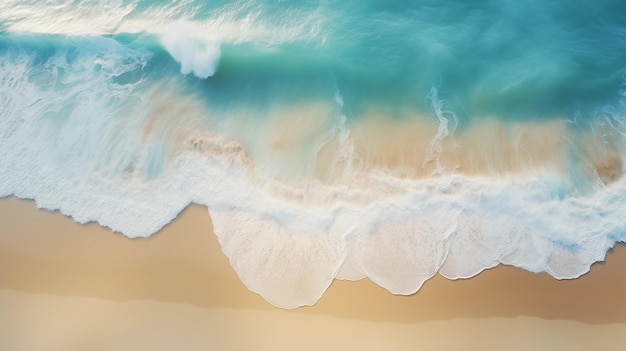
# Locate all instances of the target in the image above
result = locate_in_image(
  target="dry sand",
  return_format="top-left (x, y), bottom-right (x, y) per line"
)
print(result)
top-left (1, 196), bottom-right (625, 350)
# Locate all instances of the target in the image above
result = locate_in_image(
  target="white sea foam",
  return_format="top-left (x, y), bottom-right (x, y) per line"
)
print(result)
top-left (0, 1), bottom-right (325, 46)
top-left (161, 22), bottom-right (221, 79)
top-left (1, 37), bottom-right (626, 309)
top-left (0, 0), bottom-right (135, 35)
top-left (424, 86), bottom-right (459, 175)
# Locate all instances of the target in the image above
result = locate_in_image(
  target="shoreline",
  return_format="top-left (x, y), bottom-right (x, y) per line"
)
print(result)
top-left (1, 196), bottom-right (625, 350)
top-left (1, 196), bottom-right (624, 323)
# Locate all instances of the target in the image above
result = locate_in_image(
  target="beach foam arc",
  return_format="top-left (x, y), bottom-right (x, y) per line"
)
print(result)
top-left (1, 0), bottom-right (626, 308)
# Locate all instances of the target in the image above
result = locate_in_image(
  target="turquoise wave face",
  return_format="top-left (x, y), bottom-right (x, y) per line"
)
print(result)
top-left (195, 0), bottom-right (626, 125)
top-left (3, 0), bottom-right (626, 125)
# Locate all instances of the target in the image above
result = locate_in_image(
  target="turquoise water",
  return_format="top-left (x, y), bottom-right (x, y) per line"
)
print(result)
top-left (4, 1), bottom-right (625, 123)
top-left (1, 0), bottom-right (626, 308)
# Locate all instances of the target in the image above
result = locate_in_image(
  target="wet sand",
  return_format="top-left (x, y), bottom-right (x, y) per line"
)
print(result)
top-left (1, 197), bottom-right (625, 350)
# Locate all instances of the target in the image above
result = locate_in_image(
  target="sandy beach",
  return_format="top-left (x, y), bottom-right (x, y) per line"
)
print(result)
top-left (1, 196), bottom-right (624, 350)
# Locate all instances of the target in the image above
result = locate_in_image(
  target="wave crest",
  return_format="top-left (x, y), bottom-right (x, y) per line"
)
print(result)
top-left (160, 23), bottom-right (221, 79)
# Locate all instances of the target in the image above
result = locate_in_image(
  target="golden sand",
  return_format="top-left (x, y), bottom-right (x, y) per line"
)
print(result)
top-left (0, 197), bottom-right (625, 350)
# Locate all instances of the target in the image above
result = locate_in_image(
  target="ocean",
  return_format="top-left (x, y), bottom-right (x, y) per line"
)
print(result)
top-left (1, 0), bottom-right (625, 308)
